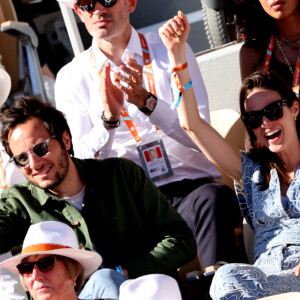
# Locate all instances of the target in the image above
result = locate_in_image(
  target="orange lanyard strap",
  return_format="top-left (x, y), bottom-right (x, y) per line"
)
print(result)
top-left (0, 153), bottom-right (7, 190)
top-left (264, 35), bottom-right (300, 98)
top-left (120, 107), bottom-right (141, 143)
top-left (264, 35), bottom-right (275, 71)
top-left (138, 32), bottom-right (157, 96)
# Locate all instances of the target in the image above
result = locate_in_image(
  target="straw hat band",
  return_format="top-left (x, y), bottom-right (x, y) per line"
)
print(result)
top-left (22, 243), bottom-right (72, 254)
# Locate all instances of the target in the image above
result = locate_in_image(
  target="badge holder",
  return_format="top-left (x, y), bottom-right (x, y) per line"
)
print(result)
top-left (137, 139), bottom-right (173, 182)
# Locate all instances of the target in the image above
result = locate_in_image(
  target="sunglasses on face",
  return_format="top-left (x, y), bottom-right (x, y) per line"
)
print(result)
top-left (241, 99), bottom-right (288, 129)
top-left (76, 0), bottom-right (117, 11)
top-left (17, 256), bottom-right (56, 277)
top-left (10, 136), bottom-right (56, 168)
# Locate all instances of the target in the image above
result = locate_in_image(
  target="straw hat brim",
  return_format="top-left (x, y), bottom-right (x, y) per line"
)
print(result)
top-left (0, 248), bottom-right (102, 277)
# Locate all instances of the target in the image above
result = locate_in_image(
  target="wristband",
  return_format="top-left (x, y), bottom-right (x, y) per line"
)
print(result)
top-left (171, 62), bottom-right (188, 73)
top-left (170, 76), bottom-right (192, 110)
top-left (115, 265), bottom-right (124, 275)
top-left (101, 111), bottom-right (121, 129)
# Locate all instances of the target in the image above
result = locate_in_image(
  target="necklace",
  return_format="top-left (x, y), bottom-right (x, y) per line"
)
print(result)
top-left (275, 37), bottom-right (294, 76)
top-left (284, 39), bottom-right (300, 49)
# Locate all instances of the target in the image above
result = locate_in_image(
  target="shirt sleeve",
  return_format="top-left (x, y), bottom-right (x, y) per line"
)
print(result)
top-left (55, 60), bottom-right (116, 159)
top-left (148, 43), bottom-right (209, 150)
top-left (0, 193), bottom-right (30, 254)
top-left (121, 160), bottom-right (197, 278)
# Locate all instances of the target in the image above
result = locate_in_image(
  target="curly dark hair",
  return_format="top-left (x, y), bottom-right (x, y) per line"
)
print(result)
top-left (239, 70), bottom-right (300, 190)
top-left (1, 96), bottom-right (74, 157)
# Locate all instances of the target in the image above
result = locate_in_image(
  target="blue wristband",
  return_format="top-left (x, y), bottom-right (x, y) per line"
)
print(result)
top-left (115, 265), bottom-right (124, 275)
top-left (170, 79), bottom-right (192, 110)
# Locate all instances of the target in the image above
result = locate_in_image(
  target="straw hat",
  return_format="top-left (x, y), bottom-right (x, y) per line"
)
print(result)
top-left (119, 274), bottom-right (182, 300)
top-left (0, 68), bottom-right (11, 107)
top-left (57, 0), bottom-right (77, 8)
top-left (0, 221), bottom-right (102, 277)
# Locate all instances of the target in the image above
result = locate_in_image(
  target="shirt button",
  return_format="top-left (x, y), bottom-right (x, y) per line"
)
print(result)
top-left (71, 220), bottom-right (80, 226)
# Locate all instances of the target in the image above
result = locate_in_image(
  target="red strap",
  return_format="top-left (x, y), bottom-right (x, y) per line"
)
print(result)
top-left (171, 62), bottom-right (188, 73)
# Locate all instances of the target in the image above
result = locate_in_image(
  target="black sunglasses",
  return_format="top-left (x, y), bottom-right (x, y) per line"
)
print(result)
top-left (76, 0), bottom-right (117, 11)
top-left (10, 136), bottom-right (56, 168)
top-left (17, 256), bottom-right (56, 277)
top-left (241, 100), bottom-right (288, 129)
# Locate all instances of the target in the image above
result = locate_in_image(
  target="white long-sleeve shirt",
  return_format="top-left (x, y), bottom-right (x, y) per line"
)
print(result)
top-left (55, 28), bottom-right (220, 186)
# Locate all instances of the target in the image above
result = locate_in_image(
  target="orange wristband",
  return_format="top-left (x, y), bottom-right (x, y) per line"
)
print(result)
top-left (171, 62), bottom-right (188, 73)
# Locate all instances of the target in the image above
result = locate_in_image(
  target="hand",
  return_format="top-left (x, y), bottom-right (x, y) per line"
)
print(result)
top-left (113, 58), bottom-right (149, 109)
top-left (294, 263), bottom-right (300, 277)
top-left (100, 62), bottom-right (124, 120)
top-left (159, 11), bottom-right (190, 55)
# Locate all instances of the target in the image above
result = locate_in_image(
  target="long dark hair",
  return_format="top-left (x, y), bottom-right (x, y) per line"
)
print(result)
top-left (240, 70), bottom-right (300, 190)
top-left (233, 0), bottom-right (278, 62)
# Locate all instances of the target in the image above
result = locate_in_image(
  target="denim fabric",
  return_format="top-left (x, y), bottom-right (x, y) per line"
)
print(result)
top-left (79, 269), bottom-right (127, 299)
top-left (210, 152), bottom-right (300, 299)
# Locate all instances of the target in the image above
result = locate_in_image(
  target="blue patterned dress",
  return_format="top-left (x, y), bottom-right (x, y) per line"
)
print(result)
top-left (210, 152), bottom-right (300, 299)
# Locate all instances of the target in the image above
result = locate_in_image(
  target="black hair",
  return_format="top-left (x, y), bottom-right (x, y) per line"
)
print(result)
top-left (1, 96), bottom-right (74, 157)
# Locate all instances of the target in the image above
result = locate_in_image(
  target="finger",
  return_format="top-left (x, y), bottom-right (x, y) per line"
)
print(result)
top-left (178, 10), bottom-right (190, 33)
top-left (114, 71), bottom-right (136, 88)
top-left (113, 79), bottom-right (132, 96)
top-left (126, 59), bottom-right (143, 76)
top-left (165, 20), bottom-right (182, 38)
top-left (159, 26), bottom-right (174, 40)
top-left (172, 15), bottom-right (184, 35)
top-left (120, 64), bottom-right (142, 83)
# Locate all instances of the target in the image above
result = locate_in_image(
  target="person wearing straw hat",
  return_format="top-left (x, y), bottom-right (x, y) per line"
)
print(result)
top-left (0, 96), bottom-right (196, 299)
top-left (119, 273), bottom-right (182, 300)
top-left (0, 220), bottom-right (102, 300)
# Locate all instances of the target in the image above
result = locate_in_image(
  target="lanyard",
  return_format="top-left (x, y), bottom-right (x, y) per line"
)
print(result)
top-left (264, 35), bottom-right (300, 97)
top-left (90, 33), bottom-right (158, 144)
top-left (0, 153), bottom-right (7, 191)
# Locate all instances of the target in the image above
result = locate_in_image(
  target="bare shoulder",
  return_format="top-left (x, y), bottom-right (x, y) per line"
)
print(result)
top-left (239, 44), bottom-right (262, 80)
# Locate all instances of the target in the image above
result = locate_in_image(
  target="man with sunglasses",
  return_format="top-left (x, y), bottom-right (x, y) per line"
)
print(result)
top-left (0, 96), bottom-right (197, 299)
top-left (55, 0), bottom-right (240, 273)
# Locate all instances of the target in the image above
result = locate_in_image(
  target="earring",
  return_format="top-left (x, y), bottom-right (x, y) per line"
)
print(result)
top-left (73, 281), bottom-right (76, 287)
top-left (295, 116), bottom-right (298, 121)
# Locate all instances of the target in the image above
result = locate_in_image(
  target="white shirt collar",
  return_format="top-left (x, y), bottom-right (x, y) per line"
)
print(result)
top-left (90, 27), bottom-right (143, 71)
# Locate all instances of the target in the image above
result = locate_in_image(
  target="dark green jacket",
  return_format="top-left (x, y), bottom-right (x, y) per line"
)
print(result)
top-left (0, 157), bottom-right (196, 278)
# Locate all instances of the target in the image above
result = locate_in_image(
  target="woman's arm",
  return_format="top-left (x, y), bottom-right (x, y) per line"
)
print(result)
top-left (159, 11), bottom-right (243, 183)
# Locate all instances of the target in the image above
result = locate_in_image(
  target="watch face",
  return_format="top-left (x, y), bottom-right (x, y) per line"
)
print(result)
top-left (146, 96), bottom-right (157, 111)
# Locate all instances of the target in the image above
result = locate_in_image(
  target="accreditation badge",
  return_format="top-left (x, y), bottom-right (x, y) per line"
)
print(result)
top-left (137, 139), bottom-right (173, 182)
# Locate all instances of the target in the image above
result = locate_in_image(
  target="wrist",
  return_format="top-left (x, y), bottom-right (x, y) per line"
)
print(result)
top-left (139, 93), bottom-right (157, 115)
top-left (102, 110), bottom-right (120, 122)
top-left (168, 48), bottom-right (187, 67)
top-left (101, 111), bottom-right (121, 129)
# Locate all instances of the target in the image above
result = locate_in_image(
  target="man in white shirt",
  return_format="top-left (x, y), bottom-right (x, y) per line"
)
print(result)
top-left (55, 0), bottom-right (240, 269)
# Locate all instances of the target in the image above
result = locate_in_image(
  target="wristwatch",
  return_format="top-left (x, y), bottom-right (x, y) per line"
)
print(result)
top-left (139, 93), bottom-right (157, 114)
